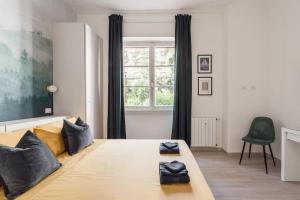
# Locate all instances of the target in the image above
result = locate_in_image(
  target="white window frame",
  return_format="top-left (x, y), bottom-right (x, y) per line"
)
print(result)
top-left (124, 41), bottom-right (175, 112)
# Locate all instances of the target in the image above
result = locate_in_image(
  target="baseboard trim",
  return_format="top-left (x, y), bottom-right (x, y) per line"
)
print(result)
top-left (227, 152), bottom-right (281, 163)
top-left (191, 147), bottom-right (281, 162)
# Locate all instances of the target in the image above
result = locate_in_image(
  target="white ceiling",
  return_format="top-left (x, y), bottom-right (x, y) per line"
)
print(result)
top-left (64, 0), bottom-right (233, 14)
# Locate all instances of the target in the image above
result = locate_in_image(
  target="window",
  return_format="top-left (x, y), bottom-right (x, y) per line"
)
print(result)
top-left (123, 42), bottom-right (175, 110)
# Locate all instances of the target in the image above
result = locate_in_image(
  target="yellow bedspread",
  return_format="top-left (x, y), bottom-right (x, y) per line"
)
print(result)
top-left (0, 140), bottom-right (214, 200)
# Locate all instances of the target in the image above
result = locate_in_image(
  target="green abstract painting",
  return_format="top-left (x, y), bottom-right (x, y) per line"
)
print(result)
top-left (0, 30), bottom-right (53, 121)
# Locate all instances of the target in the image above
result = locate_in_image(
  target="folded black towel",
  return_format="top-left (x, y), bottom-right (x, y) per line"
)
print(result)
top-left (162, 142), bottom-right (178, 149)
top-left (160, 175), bottom-right (190, 184)
top-left (160, 142), bottom-right (179, 154)
top-left (160, 164), bottom-right (188, 177)
top-left (165, 161), bottom-right (186, 173)
top-left (159, 161), bottom-right (190, 184)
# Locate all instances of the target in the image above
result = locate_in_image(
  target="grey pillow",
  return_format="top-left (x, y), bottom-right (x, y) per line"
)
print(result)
top-left (0, 131), bottom-right (61, 199)
top-left (62, 118), bottom-right (93, 155)
top-left (75, 117), bottom-right (88, 128)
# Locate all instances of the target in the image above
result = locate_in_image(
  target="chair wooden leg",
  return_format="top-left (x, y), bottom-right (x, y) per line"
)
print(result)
top-left (263, 145), bottom-right (268, 174)
top-left (249, 144), bottom-right (252, 159)
top-left (239, 142), bottom-right (246, 165)
top-left (269, 144), bottom-right (276, 166)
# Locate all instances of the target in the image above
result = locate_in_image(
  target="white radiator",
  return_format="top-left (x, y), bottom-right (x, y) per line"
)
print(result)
top-left (192, 117), bottom-right (218, 147)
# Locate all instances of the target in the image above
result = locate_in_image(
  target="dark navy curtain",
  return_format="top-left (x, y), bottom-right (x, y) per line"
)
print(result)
top-left (107, 14), bottom-right (126, 139)
top-left (171, 14), bottom-right (192, 147)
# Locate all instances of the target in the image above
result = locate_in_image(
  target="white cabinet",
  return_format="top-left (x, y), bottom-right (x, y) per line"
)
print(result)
top-left (281, 128), bottom-right (300, 181)
top-left (53, 23), bottom-right (102, 138)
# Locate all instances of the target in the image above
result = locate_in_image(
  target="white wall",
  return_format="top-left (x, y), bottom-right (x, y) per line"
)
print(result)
top-left (225, 0), bottom-right (300, 158)
top-left (121, 14), bottom-right (174, 140)
top-left (4, 0), bottom-right (296, 155)
top-left (192, 11), bottom-right (226, 147)
top-left (78, 10), bottom-right (226, 143)
top-left (126, 111), bottom-right (172, 139)
top-left (77, 0), bottom-right (300, 158)
top-left (0, 0), bottom-right (76, 39)
top-left (267, 0), bottom-right (300, 158)
top-left (225, 0), bottom-right (270, 153)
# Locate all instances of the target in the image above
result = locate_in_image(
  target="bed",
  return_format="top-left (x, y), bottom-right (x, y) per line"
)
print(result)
top-left (0, 139), bottom-right (214, 200)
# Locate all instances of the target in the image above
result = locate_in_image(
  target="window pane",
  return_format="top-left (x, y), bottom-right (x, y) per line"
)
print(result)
top-left (155, 47), bottom-right (175, 66)
top-left (125, 87), bottom-right (150, 107)
top-left (155, 67), bottom-right (174, 86)
top-left (124, 47), bottom-right (149, 66)
top-left (155, 87), bottom-right (174, 106)
top-left (124, 67), bottom-right (149, 86)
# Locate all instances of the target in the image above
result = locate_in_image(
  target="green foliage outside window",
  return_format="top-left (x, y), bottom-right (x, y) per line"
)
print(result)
top-left (125, 87), bottom-right (149, 106)
top-left (155, 87), bottom-right (174, 106)
top-left (124, 46), bottom-right (175, 108)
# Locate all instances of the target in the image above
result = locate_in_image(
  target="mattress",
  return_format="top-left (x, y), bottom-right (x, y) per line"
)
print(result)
top-left (0, 140), bottom-right (214, 200)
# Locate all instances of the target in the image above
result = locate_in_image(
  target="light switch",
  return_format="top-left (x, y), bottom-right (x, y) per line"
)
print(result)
top-left (45, 108), bottom-right (52, 114)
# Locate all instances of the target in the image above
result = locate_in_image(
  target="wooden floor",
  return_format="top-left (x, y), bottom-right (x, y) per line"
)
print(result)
top-left (192, 151), bottom-right (300, 200)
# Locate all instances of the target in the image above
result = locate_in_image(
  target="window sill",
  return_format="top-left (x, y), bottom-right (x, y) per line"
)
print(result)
top-left (125, 108), bottom-right (173, 114)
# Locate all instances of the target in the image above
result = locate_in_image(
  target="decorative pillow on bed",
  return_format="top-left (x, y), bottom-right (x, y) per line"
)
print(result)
top-left (62, 118), bottom-right (93, 155)
top-left (33, 117), bottom-right (77, 156)
top-left (0, 128), bottom-right (31, 147)
top-left (34, 127), bottom-right (66, 156)
top-left (0, 131), bottom-right (61, 199)
top-left (75, 117), bottom-right (89, 128)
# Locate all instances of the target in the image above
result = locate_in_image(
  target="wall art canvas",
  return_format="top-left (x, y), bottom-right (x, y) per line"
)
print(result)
top-left (197, 54), bottom-right (212, 74)
top-left (0, 30), bottom-right (53, 121)
top-left (198, 77), bottom-right (213, 96)
top-left (0, 0), bottom-right (76, 122)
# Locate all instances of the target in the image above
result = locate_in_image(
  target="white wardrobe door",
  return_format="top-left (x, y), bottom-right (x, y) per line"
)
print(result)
top-left (85, 25), bottom-right (100, 138)
top-left (53, 23), bottom-right (86, 119)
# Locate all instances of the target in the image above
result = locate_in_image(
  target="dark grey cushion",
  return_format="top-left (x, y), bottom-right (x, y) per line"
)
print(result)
top-left (75, 117), bottom-right (88, 128)
top-left (62, 118), bottom-right (93, 155)
top-left (159, 142), bottom-right (179, 154)
top-left (0, 131), bottom-right (61, 199)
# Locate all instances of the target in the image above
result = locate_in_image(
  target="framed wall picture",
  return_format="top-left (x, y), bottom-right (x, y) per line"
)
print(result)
top-left (197, 54), bottom-right (212, 74)
top-left (198, 77), bottom-right (213, 96)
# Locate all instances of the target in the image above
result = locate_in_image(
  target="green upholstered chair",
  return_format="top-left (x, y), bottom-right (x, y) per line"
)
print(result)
top-left (239, 117), bottom-right (276, 174)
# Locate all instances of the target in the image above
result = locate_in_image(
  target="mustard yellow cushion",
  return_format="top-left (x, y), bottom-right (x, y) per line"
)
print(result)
top-left (0, 186), bottom-right (4, 199)
top-left (0, 128), bottom-right (32, 147)
top-left (33, 117), bottom-right (76, 156)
